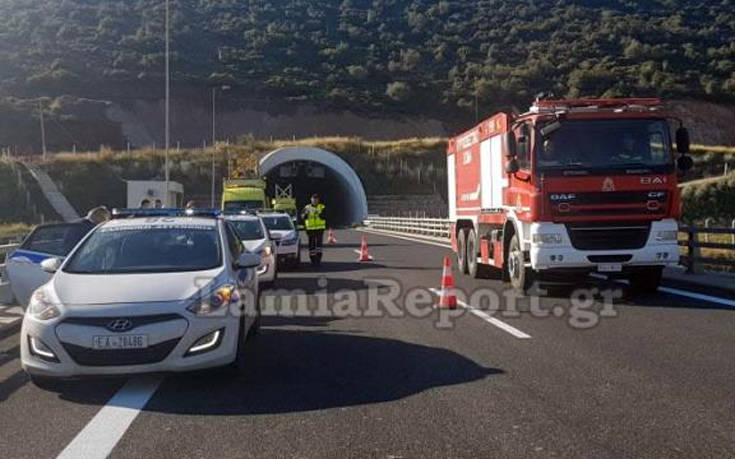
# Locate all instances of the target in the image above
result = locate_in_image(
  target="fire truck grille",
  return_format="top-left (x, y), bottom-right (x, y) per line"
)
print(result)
top-left (565, 222), bottom-right (651, 251)
top-left (549, 190), bottom-right (668, 217)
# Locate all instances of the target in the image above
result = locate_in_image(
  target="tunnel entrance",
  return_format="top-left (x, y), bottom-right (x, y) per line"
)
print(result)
top-left (259, 147), bottom-right (368, 227)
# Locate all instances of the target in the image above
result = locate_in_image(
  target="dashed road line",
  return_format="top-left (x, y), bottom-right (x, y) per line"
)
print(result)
top-left (57, 376), bottom-right (162, 459)
top-left (428, 288), bottom-right (532, 339)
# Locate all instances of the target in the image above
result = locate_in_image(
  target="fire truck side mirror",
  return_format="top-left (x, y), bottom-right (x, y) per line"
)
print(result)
top-left (677, 155), bottom-right (693, 172)
top-left (502, 132), bottom-right (517, 157)
top-left (675, 127), bottom-right (690, 154)
top-left (505, 158), bottom-right (520, 174)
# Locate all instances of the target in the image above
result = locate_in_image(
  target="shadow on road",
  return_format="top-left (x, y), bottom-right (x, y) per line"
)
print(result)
top-left (262, 277), bottom-right (374, 294)
top-left (284, 261), bottom-right (389, 273)
top-left (106, 326), bottom-right (500, 415)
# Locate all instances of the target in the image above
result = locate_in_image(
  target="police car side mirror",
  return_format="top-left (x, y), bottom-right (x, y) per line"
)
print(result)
top-left (41, 257), bottom-right (62, 273)
top-left (234, 253), bottom-right (261, 269)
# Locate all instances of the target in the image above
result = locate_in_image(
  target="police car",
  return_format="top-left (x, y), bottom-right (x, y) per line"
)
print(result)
top-left (10, 209), bottom-right (261, 386)
top-left (258, 212), bottom-right (301, 269)
top-left (223, 213), bottom-right (278, 286)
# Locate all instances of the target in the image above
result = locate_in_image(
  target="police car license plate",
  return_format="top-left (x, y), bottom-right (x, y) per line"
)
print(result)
top-left (597, 263), bottom-right (622, 273)
top-left (92, 335), bottom-right (148, 350)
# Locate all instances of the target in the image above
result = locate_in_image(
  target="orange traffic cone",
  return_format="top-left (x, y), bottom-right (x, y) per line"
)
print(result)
top-left (436, 255), bottom-right (457, 309)
top-left (357, 234), bottom-right (373, 261)
top-left (327, 228), bottom-right (337, 244)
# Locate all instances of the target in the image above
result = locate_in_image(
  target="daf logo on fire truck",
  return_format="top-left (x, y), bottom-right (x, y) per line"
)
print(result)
top-left (640, 176), bottom-right (667, 185)
top-left (550, 193), bottom-right (576, 201)
top-left (602, 177), bottom-right (616, 192)
top-left (462, 150), bottom-right (473, 165)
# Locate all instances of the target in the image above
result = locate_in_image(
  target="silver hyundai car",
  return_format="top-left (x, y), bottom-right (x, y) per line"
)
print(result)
top-left (16, 210), bottom-right (262, 387)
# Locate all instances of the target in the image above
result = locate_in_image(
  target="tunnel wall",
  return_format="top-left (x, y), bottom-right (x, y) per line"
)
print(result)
top-left (259, 147), bottom-right (368, 225)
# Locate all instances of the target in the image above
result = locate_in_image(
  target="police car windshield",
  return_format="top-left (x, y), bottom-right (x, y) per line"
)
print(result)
top-left (261, 216), bottom-right (293, 231)
top-left (536, 119), bottom-right (673, 171)
top-left (64, 225), bottom-right (222, 274)
top-left (230, 220), bottom-right (265, 240)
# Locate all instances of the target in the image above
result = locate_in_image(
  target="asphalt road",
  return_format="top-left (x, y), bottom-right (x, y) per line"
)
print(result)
top-left (1, 229), bottom-right (734, 458)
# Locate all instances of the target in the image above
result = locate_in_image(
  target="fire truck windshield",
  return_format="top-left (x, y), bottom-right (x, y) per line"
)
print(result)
top-left (535, 119), bottom-right (673, 173)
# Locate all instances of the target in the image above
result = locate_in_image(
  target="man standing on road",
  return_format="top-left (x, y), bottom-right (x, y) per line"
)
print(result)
top-left (301, 193), bottom-right (326, 265)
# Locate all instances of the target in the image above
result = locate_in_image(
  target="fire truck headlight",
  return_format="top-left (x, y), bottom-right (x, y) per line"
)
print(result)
top-left (532, 233), bottom-right (563, 245)
top-left (655, 230), bottom-right (678, 241)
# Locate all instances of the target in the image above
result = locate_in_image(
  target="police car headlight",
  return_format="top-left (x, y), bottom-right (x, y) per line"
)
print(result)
top-left (27, 289), bottom-right (60, 321)
top-left (532, 233), bottom-right (563, 245)
top-left (655, 230), bottom-right (678, 241)
top-left (187, 284), bottom-right (239, 315)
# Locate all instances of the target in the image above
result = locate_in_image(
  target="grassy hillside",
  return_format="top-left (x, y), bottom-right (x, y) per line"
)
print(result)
top-left (39, 137), bottom-right (447, 216)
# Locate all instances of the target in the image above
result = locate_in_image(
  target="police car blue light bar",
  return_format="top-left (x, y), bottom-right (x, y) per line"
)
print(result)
top-left (111, 208), bottom-right (221, 219)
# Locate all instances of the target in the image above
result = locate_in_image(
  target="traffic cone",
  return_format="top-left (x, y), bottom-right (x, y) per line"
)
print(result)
top-left (357, 234), bottom-right (373, 261)
top-left (436, 255), bottom-right (457, 309)
top-left (327, 228), bottom-right (337, 244)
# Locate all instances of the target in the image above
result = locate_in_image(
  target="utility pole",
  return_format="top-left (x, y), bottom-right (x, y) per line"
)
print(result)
top-left (211, 84), bottom-right (230, 205)
top-left (39, 100), bottom-right (47, 159)
top-left (164, 0), bottom-right (171, 206)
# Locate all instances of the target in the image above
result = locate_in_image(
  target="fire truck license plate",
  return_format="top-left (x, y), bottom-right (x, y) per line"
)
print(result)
top-left (597, 263), bottom-right (622, 273)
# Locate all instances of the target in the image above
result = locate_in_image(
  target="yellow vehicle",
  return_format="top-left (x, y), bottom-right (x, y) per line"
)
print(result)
top-left (221, 178), bottom-right (268, 212)
top-left (271, 184), bottom-right (297, 219)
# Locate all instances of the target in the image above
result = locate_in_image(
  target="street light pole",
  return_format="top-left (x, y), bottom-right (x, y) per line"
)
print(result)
top-left (210, 84), bottom-right (230, 207)
top-left (211, 87), bottom-right (216, 207)
top-left (164, 0), bottom-right (171, 206)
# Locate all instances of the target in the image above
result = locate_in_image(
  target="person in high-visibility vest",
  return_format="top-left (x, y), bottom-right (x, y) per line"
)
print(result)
top-left (301, 193), bottom-right (326, 265)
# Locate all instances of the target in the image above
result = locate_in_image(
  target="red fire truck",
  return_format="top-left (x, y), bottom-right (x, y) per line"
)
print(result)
top-left (447, 97), bottom-right (693, 293)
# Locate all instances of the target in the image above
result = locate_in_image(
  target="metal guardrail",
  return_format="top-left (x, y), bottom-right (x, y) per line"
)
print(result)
top-left (0, 243), bottom-right (20, 304)
top-left (366, 216), bottom-right (452, 240)
top-left (679, 226), bottom-right (735, 273)
top-left (366, 217), bottom-right (735, 273)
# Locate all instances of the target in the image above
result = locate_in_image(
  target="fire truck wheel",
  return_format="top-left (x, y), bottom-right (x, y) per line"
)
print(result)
top-left (629, 267), bottom-right (663, 294)
top-left (457, 228), bottom-right (469, 275)
top-left (467, 229), bottom-right (480, 278)
top-left (507, 233), bottom-right (533, 292)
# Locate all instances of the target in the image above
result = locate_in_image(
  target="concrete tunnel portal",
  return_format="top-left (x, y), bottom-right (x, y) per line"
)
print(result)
top-left (259, 147), bottom-right (368, 227)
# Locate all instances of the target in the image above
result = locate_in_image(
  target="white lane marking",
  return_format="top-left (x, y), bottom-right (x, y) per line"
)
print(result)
top-left (57, 376), bottom-right (162, 459)
top-left (589, 273), bottom-right (735, 308)
top-left (656, 286), bottom-right (735, 307)
top-left (359, 228), bottom-right (452, 249)
top-left (429, 288), bottom-right (532, 339)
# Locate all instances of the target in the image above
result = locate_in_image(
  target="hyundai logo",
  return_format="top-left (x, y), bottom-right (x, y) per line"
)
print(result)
top-left (106, 319), bottom-right (133, 332)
